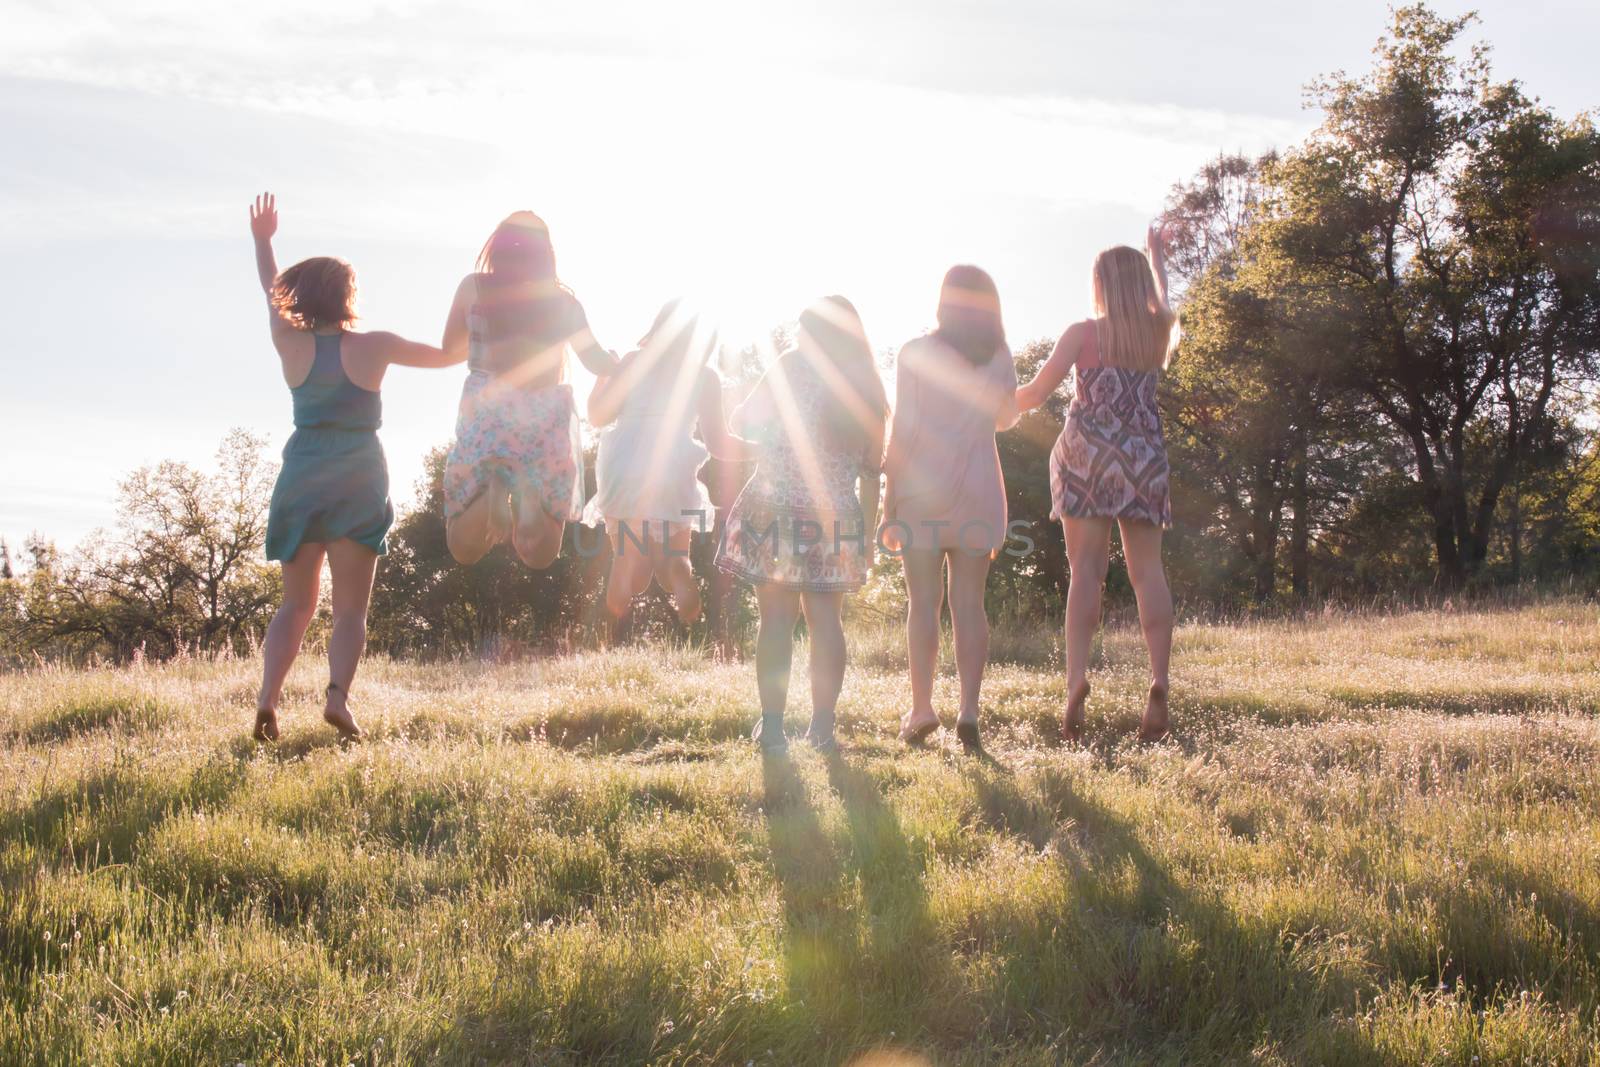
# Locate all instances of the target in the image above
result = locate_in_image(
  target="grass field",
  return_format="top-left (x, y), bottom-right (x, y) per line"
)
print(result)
top-left (3, 600), bottom-right (1600, 1065)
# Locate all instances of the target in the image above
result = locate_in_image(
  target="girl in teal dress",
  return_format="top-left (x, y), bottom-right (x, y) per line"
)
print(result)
top-left (249, 192), bottom-right (464, 742)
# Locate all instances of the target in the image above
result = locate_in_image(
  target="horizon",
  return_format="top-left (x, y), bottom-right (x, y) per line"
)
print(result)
top-left (3, 0), bottom-right (1597, 556)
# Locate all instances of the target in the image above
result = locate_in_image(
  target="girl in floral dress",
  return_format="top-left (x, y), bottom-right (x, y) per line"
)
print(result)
top-left (717, 296), bottom-right (888, 751)
top-left (1016, 223), bottom-right (1178, 743)
top-left (439, 212), bottom-right (619, 569)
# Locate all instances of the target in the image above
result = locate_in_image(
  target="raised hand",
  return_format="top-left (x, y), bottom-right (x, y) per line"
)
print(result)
top-left (250, 192), bottom-right (279, 241)
top-left (1147, 219), bottom-right (1174, 257)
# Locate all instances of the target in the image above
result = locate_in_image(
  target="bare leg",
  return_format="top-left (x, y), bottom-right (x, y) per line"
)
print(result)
top-left (604, 523), bottom-right (656, 620)
top-left (323, 538), bottom-right (378, 739)
top-left (255, 543), bottom-right (325, 740)
top-left (946, 550), bottom-right (992, 727)
top-left (512, 491), bottom-right (565, 570)
top-left (901, 548), bottom-right (945, 740)
top-left (754, 583), bottom-right (801, 746)
top-left (446, 477), bottom-right (508, 566)
top-left (1061, 517), bottom-right (1113, 738)
top-left (650, 525), bottom-right (702, 624)
top-left (800, 590), bottom-right (846, 742)
top-left (1119, 518), bottom-right (1173, 739)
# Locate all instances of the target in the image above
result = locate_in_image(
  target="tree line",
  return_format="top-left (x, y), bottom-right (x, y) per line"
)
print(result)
top-left (2, 5), bottom-right (1595, 664)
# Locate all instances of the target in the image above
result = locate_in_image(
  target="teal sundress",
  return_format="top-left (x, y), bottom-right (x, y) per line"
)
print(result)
top-left (264, 332), bottom-right (394, 561)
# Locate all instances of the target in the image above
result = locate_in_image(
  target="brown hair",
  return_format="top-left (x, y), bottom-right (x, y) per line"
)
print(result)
top-left (797, 295), bottom-right (889, 462)
top-left (933, 264), bottom-right (1006, 366)
top-left (271, 256), bottom-right (357, 331)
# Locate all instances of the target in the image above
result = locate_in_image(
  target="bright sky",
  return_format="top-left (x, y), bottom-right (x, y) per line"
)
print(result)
top-left (2, 0), bottom-right (1595, 555)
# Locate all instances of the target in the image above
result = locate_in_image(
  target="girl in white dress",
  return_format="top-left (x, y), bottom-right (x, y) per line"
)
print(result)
top-left (585, 299), bottom-right (750, 622)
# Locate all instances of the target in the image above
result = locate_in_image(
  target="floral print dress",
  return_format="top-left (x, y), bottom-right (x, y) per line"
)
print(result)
top-left (716, 356), bottom-right (876, 592)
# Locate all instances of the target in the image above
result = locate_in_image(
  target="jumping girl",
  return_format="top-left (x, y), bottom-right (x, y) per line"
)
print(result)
top-left (440, 212), bottom-right (620, 568)
top-left (249, 192), bottom-right (462, 742)
top-left (585, 299), bottom-right (752, 624)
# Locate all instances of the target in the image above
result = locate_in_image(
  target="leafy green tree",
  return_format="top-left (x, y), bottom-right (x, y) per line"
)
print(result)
top-left (1263, 5), bottom-right (1600, 586)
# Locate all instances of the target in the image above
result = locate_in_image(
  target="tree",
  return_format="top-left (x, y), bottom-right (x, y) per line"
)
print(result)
top-left (16, 433), bottom-right (280, 661)
top-left (1264, 5), bottom-right (1600, 586)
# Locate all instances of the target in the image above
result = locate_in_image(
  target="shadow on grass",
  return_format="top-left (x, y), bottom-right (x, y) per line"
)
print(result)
top-left (13, 695), bottom-right (171, 744)
top-left (969, 768), bottom-right (1386, 1063)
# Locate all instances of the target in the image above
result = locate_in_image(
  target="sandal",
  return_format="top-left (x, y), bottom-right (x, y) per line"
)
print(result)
top-left (1062, 681), bottom-right (1090, 744)
top-left (253, 706), bottom-right (279, 743)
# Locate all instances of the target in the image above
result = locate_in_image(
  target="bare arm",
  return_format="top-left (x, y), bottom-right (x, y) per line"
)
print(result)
top-left (369, 331), bottom-right (458, 369)
top-left (441, 275), bottom-right (473, 365)
top-left (993, 345), bottom-right (1020, 431)
top-left (859, 421), bottom-right (884, 562)
top-left (695, 367), bottom-right (755, 460)
top-left (571, 328), bottom-right (620, 377)
top-left (1147, 221), bottom-right (1172, 309)
top-left (728, 367), bottom-right (776, 436)
top-left (587, 349), bottom-right (643, 427)
top-left (249, 191), bottom-right (297, 345)
top-left (1016, 322), bottom-right (1086, 413)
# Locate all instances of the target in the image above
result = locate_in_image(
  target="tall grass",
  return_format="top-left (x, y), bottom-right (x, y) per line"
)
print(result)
top-left (2, 599), bottom-right (1598, 1064)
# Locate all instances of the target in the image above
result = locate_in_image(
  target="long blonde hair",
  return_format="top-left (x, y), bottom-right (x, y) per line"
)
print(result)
top-left (1093, 245), bottom-right (1177, 371)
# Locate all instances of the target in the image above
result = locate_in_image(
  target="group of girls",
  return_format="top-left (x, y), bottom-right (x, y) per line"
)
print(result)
top-left (247, 193), bottom-right (1177, 751)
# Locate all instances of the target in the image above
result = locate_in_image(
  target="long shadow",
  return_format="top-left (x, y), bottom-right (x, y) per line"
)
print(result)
top-left (971, 768), bottom-right (1385, 1063)
top-left (820, 751), bottom-right (959, 1044)
top-left (760, 749), bottom-right (861, 1052)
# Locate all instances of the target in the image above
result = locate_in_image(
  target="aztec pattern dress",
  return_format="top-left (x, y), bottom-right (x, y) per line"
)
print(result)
top-left (1049, 323), bottom-right (1172, 528)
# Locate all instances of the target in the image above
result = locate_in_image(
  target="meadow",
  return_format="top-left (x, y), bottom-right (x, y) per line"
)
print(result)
top-left (3, 600), bottom-right (1599, 1066)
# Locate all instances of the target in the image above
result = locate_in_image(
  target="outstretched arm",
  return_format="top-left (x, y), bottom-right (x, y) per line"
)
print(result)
top-left (441, 275), bottom-right (473, 365)
top-left (370, 331), bottom-right (458, 369)
top-left (250, 192), bottom-right (279, 295)
top-left (1147, 221), bottom-right (1173, 309)
top-left (587, 349), bottom-right (643, 427)
top-left (696, 366), bottom-right (755, 461)
top-left (1015, 321), bottom-right (1086, 413)
top-left (250, 191), bottom-right (297, 345)
top-left (571, 328), bottom-right (621, 378)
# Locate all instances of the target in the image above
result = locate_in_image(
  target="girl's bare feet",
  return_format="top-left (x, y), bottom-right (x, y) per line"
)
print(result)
top-left (898, 710), bottom-right (940, 747)
top-left (1062, 680), bottom-right (1090, 744)
top-left (1138, 683), bottom-right (1170, 743)
top-left (253, 706), bottom-right (279, 742)
top-left (323, 683), bottom-right (363, 740)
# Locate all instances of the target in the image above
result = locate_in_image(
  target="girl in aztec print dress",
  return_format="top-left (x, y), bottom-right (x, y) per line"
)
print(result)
top-left (1016, 222), bottom-right (1179, 745)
